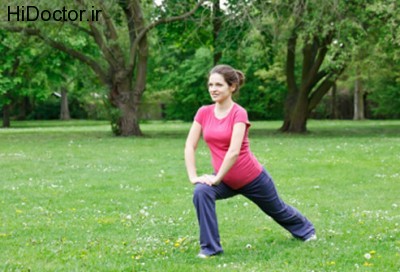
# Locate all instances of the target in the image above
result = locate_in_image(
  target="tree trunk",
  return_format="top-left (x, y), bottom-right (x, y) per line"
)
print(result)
top-left (112, 105), bottom-right (142, 136)
top-left (17, 96), bottom-right (30, 120)
top-left (212, 0), bottom-right (222, 65)
top-left (119, 103), bottom-right (141, 136)
top-left (284, 91), bottom-right (309, 133)
top-left (330, 82), bottom-right (338, 119)
top-left (291, 91), bottom-right (309, 132)
top-left (2, 104), bottom-right (11, 128)
top-left (60, 87), bottom-right (71, 120)
top-left (280, 92), bottom-right (299, 132)
top-left (109, 78), bottom-right (143, 136)
top-left (280, 30), bottom-right (298, 132)
top-left (353, 68), bottom-right (364, 120)
top-left (280, 25), bottom-right (341, 133)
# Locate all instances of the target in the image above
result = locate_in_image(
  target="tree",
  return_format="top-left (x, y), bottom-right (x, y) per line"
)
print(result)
top-left (323, 0), bottom-right (400, 121)
top-left (0, 31), bottom-right (48, 127)
top-left (251, 0), bottom-right (394, 132)
top-left (0, 28), bottom-right (85, 126)
top-left (1, 0), bottom-right (206, 136)
top-left (147, 0), bottom-right (276, 121)
top-left (355, 0), bottom-right (400, 119)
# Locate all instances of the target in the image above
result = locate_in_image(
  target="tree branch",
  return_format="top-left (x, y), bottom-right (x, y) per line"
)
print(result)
top-left (99, 2), bottom-right (119, 41)
top-left (302, 32), bottom-right (334, 94)
top-left (309, 70), bottom-right (329, 90)
top-left (286, 31), bottom-right (298, 94)
top-left (68, 22), bottom-right (94, 36)
top-left (286, 0), bottom-right (306, 94)
top-left (119, 0), bottom-right (137, 45)
top-left (308, 61), bottom-right (346, 112)
top-left (98, 1), bottom-right (125, 65)
top-left (128, 0), bottom-right (206, 71)
top-left (87, 20), bottom-right (119, 68)
top-left (1, 26), bottom-right (109, 85)
top-left (301, 37), bottom-right (317, 83)
top-left (307, 76), bottom-right (334, 112)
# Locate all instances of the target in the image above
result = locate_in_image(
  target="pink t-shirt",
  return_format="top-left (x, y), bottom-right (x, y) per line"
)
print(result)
top-left (194, 103), bottom-right (262, 189)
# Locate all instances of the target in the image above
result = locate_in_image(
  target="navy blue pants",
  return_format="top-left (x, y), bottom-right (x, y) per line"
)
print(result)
top-left (193, 169), bottom-right (315, 255)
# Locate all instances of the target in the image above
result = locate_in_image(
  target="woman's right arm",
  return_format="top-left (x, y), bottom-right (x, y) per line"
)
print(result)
top-left (184, 121), bottom-right (202, 184)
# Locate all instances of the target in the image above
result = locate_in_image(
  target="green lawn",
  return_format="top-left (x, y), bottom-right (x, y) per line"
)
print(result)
top-left (1, 120), bottom-right (399, 271)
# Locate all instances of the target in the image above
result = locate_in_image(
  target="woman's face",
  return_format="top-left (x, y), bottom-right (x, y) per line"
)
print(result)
top-left (208, 73), bottom-right (235, 103)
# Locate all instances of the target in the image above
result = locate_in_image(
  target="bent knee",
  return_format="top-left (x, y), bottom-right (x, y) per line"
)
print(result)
top-left (193, 183), bottom-right (214, 200)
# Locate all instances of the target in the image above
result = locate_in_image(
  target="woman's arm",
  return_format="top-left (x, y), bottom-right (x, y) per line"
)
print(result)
top-left (209, 122), bottom-right (246, 186)
top-left (184, 121), bottom-right (204, 184)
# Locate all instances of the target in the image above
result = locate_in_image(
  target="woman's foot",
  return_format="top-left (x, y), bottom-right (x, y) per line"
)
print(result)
top-left (304, 234), bottom-right (317, 242)
top-left (197, 251), bottom-right (223, 259)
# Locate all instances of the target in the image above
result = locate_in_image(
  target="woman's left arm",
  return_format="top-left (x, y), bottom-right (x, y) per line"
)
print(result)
top-left (208, 122), bottom-right (246, 186)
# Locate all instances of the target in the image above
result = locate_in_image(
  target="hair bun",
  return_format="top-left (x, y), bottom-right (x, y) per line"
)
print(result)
top-left (235, 70), bottom-right (245, 87)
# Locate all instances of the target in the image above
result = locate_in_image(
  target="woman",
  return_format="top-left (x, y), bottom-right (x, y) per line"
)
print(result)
top-left (184, 64), bottom-right (316, 258)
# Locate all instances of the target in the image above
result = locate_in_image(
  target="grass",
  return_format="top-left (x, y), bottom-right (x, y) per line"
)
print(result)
top-left (1, 119), bottom-right (399, 271)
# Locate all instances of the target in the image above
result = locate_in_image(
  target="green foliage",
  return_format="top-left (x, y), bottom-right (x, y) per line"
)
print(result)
top-left (247, 64), bottom-right (286, 120)
top-left (2, 0), bottom-right (400, 123)
top-left (369, 78), bottom-right (400, 118)
top-left (27, 97), bottom-right (60, 120)
top-left (165, 47), bottom-right (213, 121)
top-left (335, 0), bottom-right (400, 119)
top-left (0, 30), bottom-right (56, 123)
top-left (110, 110), bottom-right (122, 136)
top-left (147, 1), bottom-right (287, 121)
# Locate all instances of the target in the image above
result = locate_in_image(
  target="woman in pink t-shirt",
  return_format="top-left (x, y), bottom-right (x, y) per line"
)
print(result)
top-left (185, 64), bottom-right (316, 258)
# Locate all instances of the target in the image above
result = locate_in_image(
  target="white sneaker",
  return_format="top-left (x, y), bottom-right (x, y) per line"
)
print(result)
top-left (304, 234), bottom-right (317, 242)
top-left (197, 253), bottom-right (209, 259)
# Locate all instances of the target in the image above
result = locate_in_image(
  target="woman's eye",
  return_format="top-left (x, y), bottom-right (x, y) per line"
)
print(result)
top-left (208, 83), bottom-right (223, 87)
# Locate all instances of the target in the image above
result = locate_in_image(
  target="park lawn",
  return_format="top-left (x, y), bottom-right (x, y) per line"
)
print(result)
top-left (0, 119), bottom-right (399, 271)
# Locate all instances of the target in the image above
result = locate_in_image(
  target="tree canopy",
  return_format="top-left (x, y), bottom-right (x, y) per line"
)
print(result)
top-left (1, 0), bottom-right (399, 133)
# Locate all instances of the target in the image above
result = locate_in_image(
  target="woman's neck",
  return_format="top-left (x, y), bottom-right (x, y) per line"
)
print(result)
top-left (215, 99), bottom-right (234, 111)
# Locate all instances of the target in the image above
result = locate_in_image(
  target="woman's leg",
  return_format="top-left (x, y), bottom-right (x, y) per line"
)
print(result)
top-left (193, 182), bottom-right (237, 255)
top-left (239, 169), bottom-right (315, 240)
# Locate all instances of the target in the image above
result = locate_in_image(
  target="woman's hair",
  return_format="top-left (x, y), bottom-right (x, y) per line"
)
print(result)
top-left (209, 64), bottom-right (245, 93)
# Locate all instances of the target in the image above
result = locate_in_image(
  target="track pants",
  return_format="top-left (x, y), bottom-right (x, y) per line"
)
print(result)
top-left (193, 169), bottom-right (315, 255)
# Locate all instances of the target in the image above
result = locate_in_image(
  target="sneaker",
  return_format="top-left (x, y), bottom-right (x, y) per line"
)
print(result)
top-left (197, 251), bottom-right (222, 259)
top-left (304, 234), bottom-right (317, 242)
top-left (197, 253), bottom-right (209, 259)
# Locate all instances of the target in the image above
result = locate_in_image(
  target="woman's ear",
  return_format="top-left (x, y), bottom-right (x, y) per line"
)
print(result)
top-left (230, 84), bottom-right (237, 93)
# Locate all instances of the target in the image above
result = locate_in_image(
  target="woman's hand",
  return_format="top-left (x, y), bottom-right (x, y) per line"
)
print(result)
top-left (190, 174), bottom-right (221, 186)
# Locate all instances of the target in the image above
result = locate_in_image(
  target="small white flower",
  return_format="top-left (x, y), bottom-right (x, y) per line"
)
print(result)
top-left (126, 215), bottom-right (132, 220)
top-left (245, 244), bottom-right (252, 249)
top-left (364, 253), bottom-right (371, 259)
top-left (243, 202), bottom-right (249, 207)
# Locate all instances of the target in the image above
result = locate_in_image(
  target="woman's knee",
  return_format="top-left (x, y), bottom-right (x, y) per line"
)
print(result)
top-left (193, 183), bottom-right (214, 201)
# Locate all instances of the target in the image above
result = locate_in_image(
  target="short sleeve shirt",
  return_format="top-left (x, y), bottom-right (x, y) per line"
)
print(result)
top-left (194, 103), bottom-right (262, 189)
